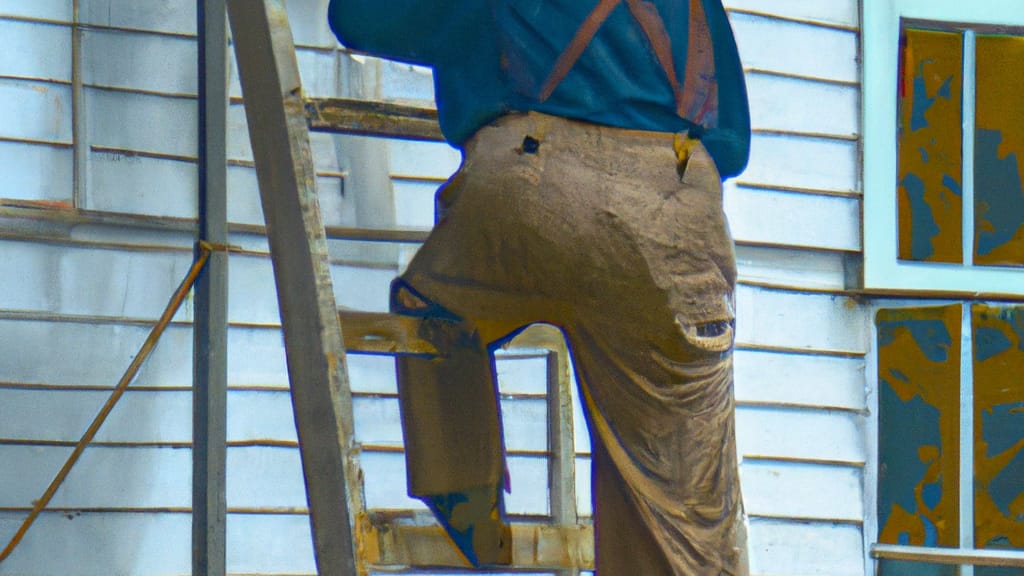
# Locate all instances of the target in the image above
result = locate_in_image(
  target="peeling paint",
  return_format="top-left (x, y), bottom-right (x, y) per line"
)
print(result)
top-left (972, 304), bottom-right (1024, 554)
top-left (876, 304), bottom-right (961, 548)
top-left (897, 27), bottom-right (963, 263)
top-left (974, 35), bottom-right (1024, 267)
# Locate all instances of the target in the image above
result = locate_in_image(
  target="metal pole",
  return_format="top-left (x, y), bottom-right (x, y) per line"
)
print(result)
top-left (193, 0), bottom-right (229, 574)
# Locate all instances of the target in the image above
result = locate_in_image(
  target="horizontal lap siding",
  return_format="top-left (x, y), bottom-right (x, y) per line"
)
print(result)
top-left (724, 4), bottom-right (869, 575)
top-left (0, 4), bottom-right (352, 571)
top-left (0, 3), bottom-right (871, 575)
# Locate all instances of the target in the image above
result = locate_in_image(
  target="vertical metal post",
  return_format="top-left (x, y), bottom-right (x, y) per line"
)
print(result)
top-left (193, 0), bottom-right (229, 574)
top-left (547, 336), bottom-right (580, 576)
top-left (226, 1), bottom-right (361, 574)
top-left (71, 0), bottom-right (85, 207)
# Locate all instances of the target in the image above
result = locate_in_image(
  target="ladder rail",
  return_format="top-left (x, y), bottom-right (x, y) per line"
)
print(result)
top-left (226, 2), bottom-right (362, 575)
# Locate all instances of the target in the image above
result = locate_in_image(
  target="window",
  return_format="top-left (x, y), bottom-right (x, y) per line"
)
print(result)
top-left (874, 302), bottom-right (1024, 574)
top-left (862, 0), bottom-right (1024, 294)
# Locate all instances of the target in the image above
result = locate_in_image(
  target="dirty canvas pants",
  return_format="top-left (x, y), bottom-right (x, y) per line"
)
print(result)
top-left (391, 112), bottom-right (748, 575)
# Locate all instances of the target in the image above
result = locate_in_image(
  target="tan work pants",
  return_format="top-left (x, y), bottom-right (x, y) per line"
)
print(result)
top-left (392, 112), bottom-right (748, 575)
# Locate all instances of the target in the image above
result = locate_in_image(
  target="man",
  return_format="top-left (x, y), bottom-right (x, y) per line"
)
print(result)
top-left (329, 1), bottom-right (750, 573)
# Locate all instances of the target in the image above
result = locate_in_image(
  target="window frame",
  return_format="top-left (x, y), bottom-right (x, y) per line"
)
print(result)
top-left (861, 0), bottom-right (1024, 295)
top-left (865, 299), bottom-right (1024, 573)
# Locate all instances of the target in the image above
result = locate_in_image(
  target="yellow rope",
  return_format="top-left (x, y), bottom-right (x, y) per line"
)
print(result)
top-left (0, 242), bottom-right (213, 564)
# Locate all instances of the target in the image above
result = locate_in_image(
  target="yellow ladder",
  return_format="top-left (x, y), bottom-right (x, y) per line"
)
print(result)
top-left (227, 1), bottom-right (590, 574)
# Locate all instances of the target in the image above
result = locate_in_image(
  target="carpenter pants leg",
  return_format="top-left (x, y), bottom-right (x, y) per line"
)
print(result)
top-left (391, 112), bottom-right (749, 575)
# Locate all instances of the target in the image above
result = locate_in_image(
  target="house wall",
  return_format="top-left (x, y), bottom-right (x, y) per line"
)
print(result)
top-left (0, 1), bottom-right (871, 574)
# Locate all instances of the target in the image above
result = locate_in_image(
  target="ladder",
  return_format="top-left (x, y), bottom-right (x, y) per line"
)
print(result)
top-left (226, 1), bottom-right (590, 574)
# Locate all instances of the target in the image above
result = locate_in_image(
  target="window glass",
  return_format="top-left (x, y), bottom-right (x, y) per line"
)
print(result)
top-left (972, 305), bottom-right (1024, 553)
top-left (974, 35), bottom-right (1024, 267)
top-left (876, 304), bottom-right (962, 548)
top-left (897, 27), bottom-right (963, 264)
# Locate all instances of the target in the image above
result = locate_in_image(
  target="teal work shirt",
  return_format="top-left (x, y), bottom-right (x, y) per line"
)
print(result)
top-left (328, 0), bottom-right (750, 177)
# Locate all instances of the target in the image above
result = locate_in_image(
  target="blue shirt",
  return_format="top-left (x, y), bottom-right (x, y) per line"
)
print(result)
top-left (329, 0), bottom-right (750, 177)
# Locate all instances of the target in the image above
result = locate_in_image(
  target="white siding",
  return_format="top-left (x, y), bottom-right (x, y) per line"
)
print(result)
top-left (724, 2), bottom-right (868, 574)
top-left (0, 1), bottom-right (871, 575)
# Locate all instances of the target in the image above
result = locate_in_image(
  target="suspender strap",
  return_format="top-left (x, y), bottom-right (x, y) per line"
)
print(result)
top-left (537, 0), bottom-right (718, 128)
top-left (678, 0), bottom-right (716, 125)
top-left (537, 0), bottom-right (622, 103)
top-left (624, 0), bottom-right (685, 116)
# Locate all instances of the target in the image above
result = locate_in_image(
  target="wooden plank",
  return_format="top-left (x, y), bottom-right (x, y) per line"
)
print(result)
top-left (0, 445), bottom-right (193, 509)
top-left (729, 12), bottom-right (859, 84)
top-left (84, 89), bottom-right (197, 160)
top-left (747, 518), bottom-right (864, 575)
top-left (0, 79), bottom-right (72, 143)
top-left (740, 133), bottom-right (859, 194)
top-left (0, 2), bottom-right (74, 21)
top-left (0, 511), bottom-right (320, 575)
top-left (545, 345), bottom-right (579, 535)
top-left (305, 97), bottom-right (444, 142)
top-left (0, 139), bottom-right (73, 203)
top-left (745, 72), bottom-right (859, 138)
top-left (360, 514), bottom-right (594, 571)
top-left (724, 0), bottom-right (859, 28)
top-left (0, 511), bottom-right (192, 575)
top-left (0, 388), bottom-right (300, 444)
top-left (735, 285), bottom-right (867, 354)
top-left (734, 245), bottom-right (850, 290)
top-left (0, 20), bottom-right (72, 82)
top-left (225, 2), bottom-right (359, 574)
top-left (81, 29), bottom-right (197, 95)
top-left (0, 319), bottom-right (195, 387)
top-left (741, 460), bottom-right (863, 522)
top-left (735, 406), bottom-right (865, 465)
top-left (872, 544), bottom-right (1024, 567)
top-left (725, 183), bottom-right (861, 251)
top-left (78, 0), bottom-right (198, 37)
top-left (734, 349), bottom-right (866, 411)
top-left (337, 310), bottom-right (437, 356)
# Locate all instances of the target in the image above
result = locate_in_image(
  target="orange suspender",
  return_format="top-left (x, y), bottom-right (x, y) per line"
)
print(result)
top-left (537, 0), bottom-right (717, 127)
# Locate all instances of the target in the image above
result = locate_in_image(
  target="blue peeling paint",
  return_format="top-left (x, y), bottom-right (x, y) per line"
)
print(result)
top-left (890, 368), bottom-right (911, 384)
top-left (937, 76), bottom-right (953, 100)
top-left (878, 318), bottom-right (952, 362)
top-left (1002, 307), bottom-right (1024, 350)
top-left (975, 129), bottom-right (1024, 258)
top-left (922, 481), bottom-right (942, 510)
top-left (921, 515), bottom-right (939, 546)
top-left (975, 326), bottom-right (1012, 362)
top-left (879, 380), bottom-right (942, 531)
top-left (989, 448), bottom-right (1024, 520)
top-left (942, 174), bottom-right (962, 197)
top-left (910, 73), bottom-right (936, 131)
top-left (983, 402), bottom-right (1024, 457)
top-left (900, 173), bottom-right (940, 261)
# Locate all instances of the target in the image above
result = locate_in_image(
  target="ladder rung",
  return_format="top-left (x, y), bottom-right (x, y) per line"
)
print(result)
top-left (306, 97), bottom-right (444, 142)
top-left (360, 513), bottom-right (594, 570)
top-left (339, 310), bottom-right (439, 356)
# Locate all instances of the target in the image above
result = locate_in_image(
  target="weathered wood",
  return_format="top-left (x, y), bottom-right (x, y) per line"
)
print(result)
top-left (305, 97), bottom-right (444, 142)
top-left (225, 2), bottom-right (360, 574)
top-left (872, 544), bottom-right (1024, 567)
top-left (337, 311), bottom-right (438, 356)
top-left (359, 513), bottom-right (595, 571)
top-left (544, 336), bottom-right (580, 576)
